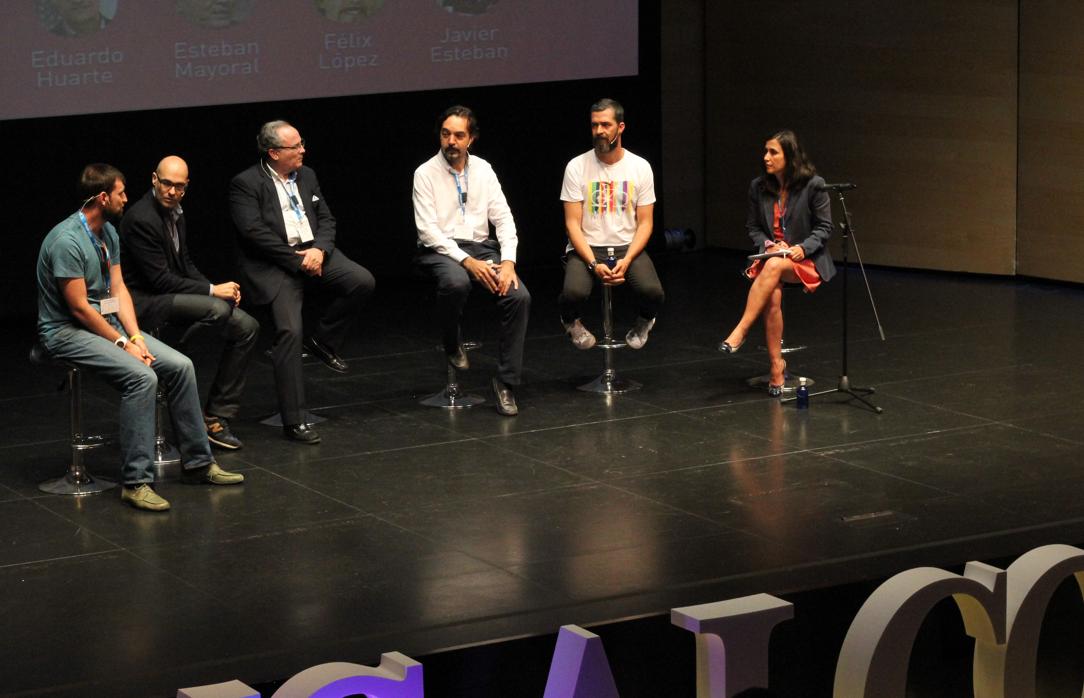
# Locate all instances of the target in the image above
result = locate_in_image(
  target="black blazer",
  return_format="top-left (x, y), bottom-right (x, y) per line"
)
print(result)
top-left (228, 162), bottom-right (337, 306)
top-left (746, 174), bottom-right (836, 283)
top-left (119, 188), bottom-right (211, 329)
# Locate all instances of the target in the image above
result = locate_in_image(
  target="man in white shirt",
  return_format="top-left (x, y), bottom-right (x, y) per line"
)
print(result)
top-left (559, 98), bottom-right (664, 350)
top-left (413, 105), bottom-right (531, 416)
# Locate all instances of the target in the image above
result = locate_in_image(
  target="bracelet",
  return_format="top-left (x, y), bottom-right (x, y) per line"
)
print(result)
top-left (129, 334), bottom-right (144, 342)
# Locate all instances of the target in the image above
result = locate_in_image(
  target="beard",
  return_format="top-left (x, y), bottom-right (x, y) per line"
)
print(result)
top-left (442, 146), bottom-right (464, 166)
top-left (593, 134), bottom-right (616, 155)
top-left (103, 205), bottom-right (124, 224)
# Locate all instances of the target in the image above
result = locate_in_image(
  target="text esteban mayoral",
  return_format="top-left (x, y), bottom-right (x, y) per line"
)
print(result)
top-left (175, 40), bottom-right (259, 80)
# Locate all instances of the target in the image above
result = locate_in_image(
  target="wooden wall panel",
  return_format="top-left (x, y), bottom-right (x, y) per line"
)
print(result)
top-left (702, 1), bottom-right (1018, 275)
top-left (1017, 1), bottom-right (1084, 282)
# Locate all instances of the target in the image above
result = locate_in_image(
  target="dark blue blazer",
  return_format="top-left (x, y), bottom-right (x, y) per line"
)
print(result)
top-left (228, 162), bottom-right (338, 306)
top-left (746, 174), bottom-right (836, 283)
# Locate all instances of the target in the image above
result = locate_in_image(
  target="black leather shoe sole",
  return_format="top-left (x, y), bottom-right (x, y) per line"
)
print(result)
top-left (304, 338), bottom-right (348, 373)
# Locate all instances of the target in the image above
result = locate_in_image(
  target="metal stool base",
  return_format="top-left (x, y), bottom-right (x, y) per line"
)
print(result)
top-left (579, 371), bottom-right (642, 395)
top-left (420, 341), bottom-right (483, 409)
top-left (746, 373), bottom-right (815, 394)
top-left (153, 440), bottom-right (183, 481)
top-left (420, 386), bottom-right (485, 408)
top-left (755, 343), bottom-right (807, 354)
top-left (154, 440), bottom-right (181, 466)
top-left (580, 284), bottom-right (643, 395)
top-left (39, 472), bottom-right (116, 496)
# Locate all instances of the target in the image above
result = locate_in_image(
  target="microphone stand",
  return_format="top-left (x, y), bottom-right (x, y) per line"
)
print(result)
top-left (785, 187), bottom-right (884, 413)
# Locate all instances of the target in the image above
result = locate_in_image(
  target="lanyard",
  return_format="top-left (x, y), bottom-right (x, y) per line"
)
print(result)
top-left (283, 176), bottom-right (305, 221)
top-left (452, 167), bottom-right (468, 220)
top-left (78, 211), bottom-right (111, 295)
top-left (265, 161), bottom-right (305, 222)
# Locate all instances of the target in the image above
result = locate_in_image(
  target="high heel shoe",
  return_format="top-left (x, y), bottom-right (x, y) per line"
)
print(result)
top-left (718, 336), bottom-right (746, 353)
top-left (767, 359), bottom-right (787, 397)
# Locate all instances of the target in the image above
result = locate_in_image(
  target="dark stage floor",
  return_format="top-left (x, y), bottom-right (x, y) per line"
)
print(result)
top-left (3, 249), bottom-right (1084, 697)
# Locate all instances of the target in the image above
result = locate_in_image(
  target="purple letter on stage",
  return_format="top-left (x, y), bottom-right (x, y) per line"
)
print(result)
top-left (543, 625), bottom-right (621, 698)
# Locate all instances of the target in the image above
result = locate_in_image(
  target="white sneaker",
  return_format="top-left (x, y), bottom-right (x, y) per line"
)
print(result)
top-left (625, 317), bottom-right (656, 349)
top-left (562, 318), bottom-right (596, 350)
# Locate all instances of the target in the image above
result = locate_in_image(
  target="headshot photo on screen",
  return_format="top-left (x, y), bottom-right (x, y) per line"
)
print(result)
top-left (313, 0), bottom-right (385, 23)
top-left (36, 0), bottom-right (117, 37)
top-left (176, 0), bottom-right (254, 29)
top-left (437, 0), bottom-right (499, 16)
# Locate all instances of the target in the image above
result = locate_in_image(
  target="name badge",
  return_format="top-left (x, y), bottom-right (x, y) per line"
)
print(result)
top-left (100, 297), bottom-right (119, 315)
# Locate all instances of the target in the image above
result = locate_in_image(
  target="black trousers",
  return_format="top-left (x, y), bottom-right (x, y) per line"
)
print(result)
top-left (165, 294), bottom-right (260, 420)
top-left (267, 251), bottom-right (375, 425)
top-left (558, 246), bottom-right (665, 322)
top-left (415, 241), bottom-right (530, 385)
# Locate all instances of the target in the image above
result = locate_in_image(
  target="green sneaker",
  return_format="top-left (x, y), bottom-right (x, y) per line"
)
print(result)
top-left (182, 462), bottom-right (245, 486)
top-left (121, 484), bottom-right (170, 511)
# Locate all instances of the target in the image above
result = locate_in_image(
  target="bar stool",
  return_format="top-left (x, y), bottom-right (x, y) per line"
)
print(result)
top-left (141, 326), bottom-right (183, 480)
top-left (28, 343), bottom-right (116, 496)
top-left (578, 282), bottom-right (641, 394)
top-left (419, 339), bottom-right (485, 408)
top-left (746, 284), bottom-right (814, 394)
top-left (152, 386), bottom-right (182, 480)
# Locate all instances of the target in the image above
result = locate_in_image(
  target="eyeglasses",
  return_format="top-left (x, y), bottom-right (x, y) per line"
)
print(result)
top-left (155, 177), bottom-right (189, 193)
top-left (274, 139), bottom-right (305, 151)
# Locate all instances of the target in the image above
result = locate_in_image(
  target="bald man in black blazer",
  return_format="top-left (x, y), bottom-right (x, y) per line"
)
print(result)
top-left (229, 120), bottom-right (375, 444)
top-left (121, 155), bottom-right (259, 450)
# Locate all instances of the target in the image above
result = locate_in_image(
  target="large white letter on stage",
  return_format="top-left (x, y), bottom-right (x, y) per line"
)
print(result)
top-left (972, 543), bottom-right (1084, 698)
top-left (176, 680), bottom-right (259, 698)
top-left (671, 593), bottom-right (794, 697)
top-left (542, 625), bottom-right (621, 698)
top-left (177, 652), bottom-right (422, 698)
top-left (833, 561), bottom-right (1006, 698)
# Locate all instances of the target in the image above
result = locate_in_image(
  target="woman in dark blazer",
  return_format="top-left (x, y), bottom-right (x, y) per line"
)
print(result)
top-left (719, 130), bottom-right (835, 395)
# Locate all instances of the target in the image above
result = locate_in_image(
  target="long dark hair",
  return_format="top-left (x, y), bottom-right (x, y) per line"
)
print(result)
top-left (761, 129), bottom-right (816, 195)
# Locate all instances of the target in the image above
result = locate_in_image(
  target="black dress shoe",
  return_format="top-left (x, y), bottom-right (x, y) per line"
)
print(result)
top-left (284, 423), bottom-right (321, 444)
top-left (447, 345), bottom-right (469, 371)
top-left (303, 337), bottom-right (348, 373)
top-left (491, 378), bottom-right (518, 416)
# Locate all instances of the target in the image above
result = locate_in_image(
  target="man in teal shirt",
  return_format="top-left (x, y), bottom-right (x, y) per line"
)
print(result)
top-left (36, 164), bottom-right (244, 511)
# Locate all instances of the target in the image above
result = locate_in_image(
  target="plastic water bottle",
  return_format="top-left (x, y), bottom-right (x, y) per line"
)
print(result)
top-left (604, 247), bottom-right (617, 269)
top-left (796, 377), bottom-right (809, 409)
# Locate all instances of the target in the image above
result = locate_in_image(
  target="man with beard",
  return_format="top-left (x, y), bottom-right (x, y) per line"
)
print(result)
top-left (35, 164), bottom-right (244, 512)
top-left (230, 121), bottom-right (375, 443)
top-left (412, 105), bottom-right (530, 416)
top-left (120, 155), bottom-right (259, 450)
top-left (558, 98), bottom-right (664, 351)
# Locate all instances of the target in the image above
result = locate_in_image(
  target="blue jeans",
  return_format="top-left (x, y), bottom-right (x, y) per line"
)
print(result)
top-left (42, 325), bottom-right (214, 485)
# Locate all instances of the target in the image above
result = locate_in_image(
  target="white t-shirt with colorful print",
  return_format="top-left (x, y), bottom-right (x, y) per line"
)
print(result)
top-left (560, 148), bottom-right (656, 248)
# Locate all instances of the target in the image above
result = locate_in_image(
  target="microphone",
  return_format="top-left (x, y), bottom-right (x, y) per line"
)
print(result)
top-left (816, 182), bottom-right (857, 191)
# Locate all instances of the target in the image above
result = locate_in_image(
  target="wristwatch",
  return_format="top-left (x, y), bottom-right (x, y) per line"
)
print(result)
top-left (587, 260), bottom-right (598, 271)
top-left (114, 336), bottom-right (128, 349)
